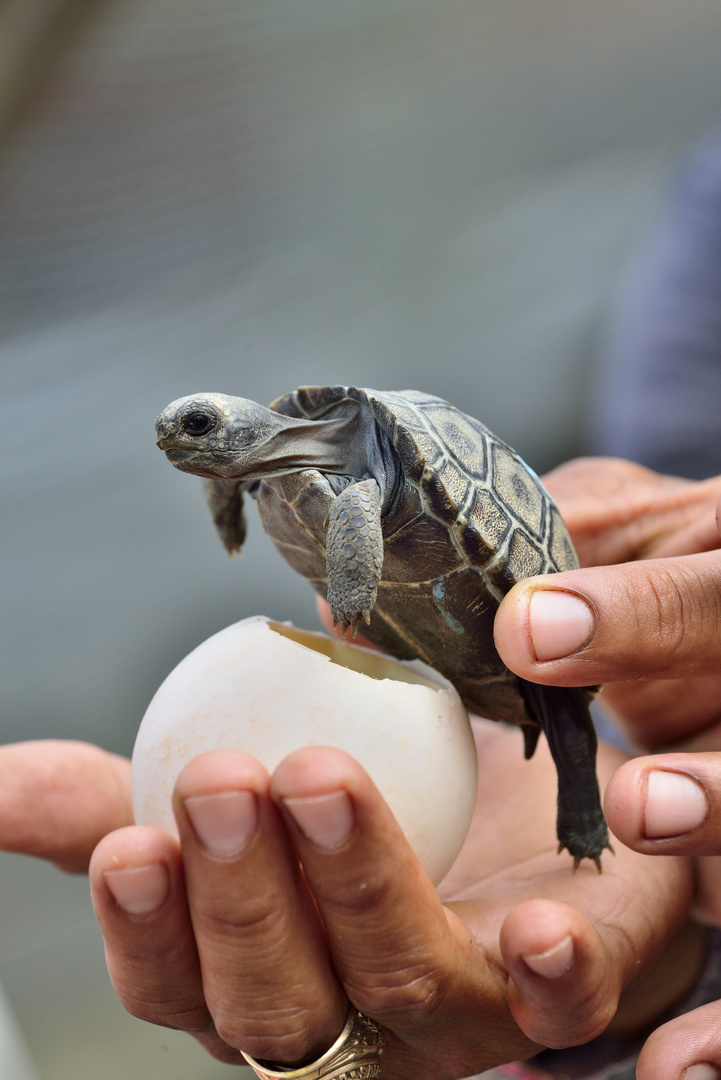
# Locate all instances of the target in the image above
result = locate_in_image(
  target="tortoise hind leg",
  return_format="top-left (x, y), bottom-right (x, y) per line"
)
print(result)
top-left (520, 681), bottom-right (610, 870)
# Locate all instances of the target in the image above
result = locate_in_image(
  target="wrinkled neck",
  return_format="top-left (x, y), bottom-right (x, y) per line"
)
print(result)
top-left (258, 412), bottom-right (359, 476)
top-left (247, 403), bottom-right (400, 509)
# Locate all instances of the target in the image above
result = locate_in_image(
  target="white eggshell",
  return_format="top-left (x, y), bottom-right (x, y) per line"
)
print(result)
top-left (132, 616), bottom-right (477, 884)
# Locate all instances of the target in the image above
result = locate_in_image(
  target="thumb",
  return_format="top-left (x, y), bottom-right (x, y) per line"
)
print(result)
top-left (493, 550), bottom-right (721, 686)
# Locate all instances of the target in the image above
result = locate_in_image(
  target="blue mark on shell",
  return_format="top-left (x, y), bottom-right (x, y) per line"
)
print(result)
top-left (432, 580), bottom-right (465, 635)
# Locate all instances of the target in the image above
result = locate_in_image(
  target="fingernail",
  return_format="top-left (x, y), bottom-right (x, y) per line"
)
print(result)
top-left (528, 590), bottom-right (595, 662)
top-left (282, 791), bottom-right (355, 851)
top-left (685, 1065), bottom-right (721, 1080)
top-left (522, 934), bottom-right (574, 979)
top-left (184, 790), bottom-right (259, 859)
top-left (644, 770), bottom-right (709, 839)
top-left (104, 862), bottom-right (169, 916)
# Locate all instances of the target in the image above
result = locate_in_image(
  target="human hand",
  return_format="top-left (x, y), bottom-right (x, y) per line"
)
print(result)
top-left (88, 726), bottom-right (694, 1079)
top-left (602, 755), bottom-right (721, 1080)
top-left (491, 459), bottom-right (721, 1077)
top-left (493, 458), bottom-right (721, 749)
top-left (0, 740), bottom-right (132, 872)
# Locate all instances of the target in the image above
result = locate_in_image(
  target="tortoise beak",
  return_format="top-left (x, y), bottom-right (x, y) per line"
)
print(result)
top-left (155, 414), bottom-right (176, 450)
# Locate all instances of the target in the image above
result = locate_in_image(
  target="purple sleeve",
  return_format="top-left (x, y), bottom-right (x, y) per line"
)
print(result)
top-left (590, 130), bottom-right (721, 479)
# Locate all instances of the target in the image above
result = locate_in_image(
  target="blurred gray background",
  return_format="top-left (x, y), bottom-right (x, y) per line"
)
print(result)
top-left (1, 1), bottom-right (721, 1077)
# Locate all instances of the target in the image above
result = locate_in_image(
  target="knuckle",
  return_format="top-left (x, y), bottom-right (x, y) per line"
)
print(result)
top-left (215, 1009), bottom-right (323, 1062)
top-left (348, 960), bottom-right (446, 1024)
top-left (212, 1013), bottom-right (249, 1054)
top-left (195, 896), bottom-right (283, 943)
top-left (618, 559), bottom-right (720, 672)
top-left (113, 982), bottom-right (208, 1030)
top-left (192, 1032), bottom-right (246, 1065)
top-left (548, 990), bottom-right (616, 1048)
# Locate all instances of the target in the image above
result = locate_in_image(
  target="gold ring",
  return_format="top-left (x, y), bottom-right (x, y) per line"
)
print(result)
top-left (241, 1007), bottom-right (384, 1080)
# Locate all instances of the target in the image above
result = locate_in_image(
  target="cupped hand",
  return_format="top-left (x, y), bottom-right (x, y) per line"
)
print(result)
top-left (88, 725), bottom-right (694, 1080)
top-left (494, 458), bottom-right (721, 749)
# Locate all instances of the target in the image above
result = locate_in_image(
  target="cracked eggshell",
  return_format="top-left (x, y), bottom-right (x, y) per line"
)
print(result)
top-left (132, 616), bottom-right (477, 885)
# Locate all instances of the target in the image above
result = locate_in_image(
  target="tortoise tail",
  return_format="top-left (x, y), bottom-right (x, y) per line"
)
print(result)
top-left (520, 681), bottom-right (610, 870)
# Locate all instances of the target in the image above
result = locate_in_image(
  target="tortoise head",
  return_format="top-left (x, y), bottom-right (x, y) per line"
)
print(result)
top-left (155, 393), bottom-right (289, 480)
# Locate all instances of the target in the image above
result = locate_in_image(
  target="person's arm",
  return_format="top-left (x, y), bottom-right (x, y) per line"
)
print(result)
top-left (591, 129), bottom-right (721, 481)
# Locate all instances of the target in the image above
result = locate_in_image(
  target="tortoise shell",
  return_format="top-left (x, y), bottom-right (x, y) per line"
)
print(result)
top-left (255, 385), bottom-right (579, 727)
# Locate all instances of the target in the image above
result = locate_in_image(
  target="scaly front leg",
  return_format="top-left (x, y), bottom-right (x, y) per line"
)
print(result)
top-left (202, 479), bottom-right (247, 554)
top-left (325, 479), bottom-right (383, 637)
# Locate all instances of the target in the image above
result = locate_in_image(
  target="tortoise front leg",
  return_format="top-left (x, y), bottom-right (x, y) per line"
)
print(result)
top-left (325, 479), bottom-right (383, 638)
top-left (202, 479), bottom-right (247, 554)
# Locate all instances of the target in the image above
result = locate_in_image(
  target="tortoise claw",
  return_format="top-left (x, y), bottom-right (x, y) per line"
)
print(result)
top-left (558, 839), bottom-right (611, 873)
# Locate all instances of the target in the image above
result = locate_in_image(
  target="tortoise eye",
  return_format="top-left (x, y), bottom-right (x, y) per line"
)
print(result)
top-left (182, 412), bottom-right (217, 437)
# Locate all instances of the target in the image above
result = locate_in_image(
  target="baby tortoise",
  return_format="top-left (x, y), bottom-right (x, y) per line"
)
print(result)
top-left (156, 385), bottom-right (610, 868)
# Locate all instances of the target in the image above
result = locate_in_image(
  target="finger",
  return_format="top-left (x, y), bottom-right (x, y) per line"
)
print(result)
top-left (0, 741), bottom-right (132, 872)
top-left (695, 857), bottom-right (721, 927)
top-left (637, 1000), bottom-right (721, 1080)
top-left (89, 825), bottom-right (242, 1064)
top-left (493, 551), bottom-right (721, 686)
top-left (500, 899), bottom-right (619, 1047)
top-left (595, 676), bottom-right (721, 751)
top-left (603, 754), bottom-right (721, 858)
top-left (270, 746), bottom-right (537, 1073)
top-left (542, 458), bottom-right (721, 565)
top-left (500, 900), bottom-right (707, 1052)
top-left (174, 750), bottom-right (347, 1065)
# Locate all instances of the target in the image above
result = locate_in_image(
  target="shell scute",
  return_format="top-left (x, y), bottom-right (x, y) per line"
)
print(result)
top-left (491, 443), bottom-right (546, 540)
top-left (420, 469), bottom-right (460, 522)
top-left (372, 397), bottom-right (425, 434)
top-left (370, 567), bottom-right (525, 723)
top-left (420, 406), bottom-right (489, 483)
top-left (435, 457), bottom-right (472, 515)
top-left (258, 472), bottom-right (331, 552)
top-left (382, 513), bottom-right (464, 582)
top-left (487, 528), bottom-right (547, 594)
top-left (397, 426), bottom-right (445, 472)
top-left (547, 511), bottom-right (580, 572)
top-left (391, 425), bottom-right (428, 482)
top-left (383, 482), bottom-right (425, 537)
top-left (289, 475), bottom-right (333, 545)
top-left (462, 487), bottom-right (513, 566)
top-left (376, 572), bottom-right (496, 660)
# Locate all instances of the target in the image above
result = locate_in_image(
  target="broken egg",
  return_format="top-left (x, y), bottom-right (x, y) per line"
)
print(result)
top-left (132, 616), bottom-right (477, 884)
